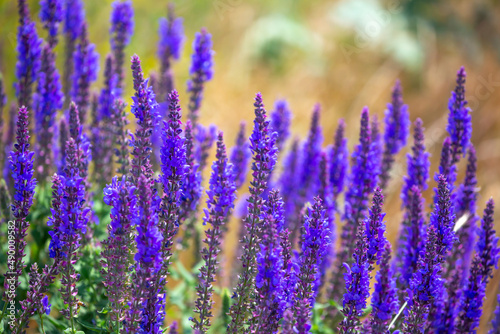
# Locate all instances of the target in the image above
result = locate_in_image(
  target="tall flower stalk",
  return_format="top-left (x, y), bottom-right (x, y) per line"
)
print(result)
top-left (229, 122), bottom-right (251, 190)
top-left (3, 107), bottom-right (37, 329)
top-left (110, 0), bottom-right (134, 93)
top-left (227, 93), bottom-right (277, 333)
top-left (192, 132), bottom-right (237, 333)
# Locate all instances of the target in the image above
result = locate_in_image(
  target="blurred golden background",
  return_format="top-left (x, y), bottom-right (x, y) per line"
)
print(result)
top-left (2, 0), bottom-right (500, 332)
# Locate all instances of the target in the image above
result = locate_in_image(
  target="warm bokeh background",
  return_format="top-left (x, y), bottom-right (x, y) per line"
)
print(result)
top-left (2, 0), bottom-right (500, 332)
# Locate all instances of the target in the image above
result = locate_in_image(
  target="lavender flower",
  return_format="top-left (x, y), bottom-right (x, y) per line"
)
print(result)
top-left (34, 44), bottom-right (63, 180)
top-left (101, 176), bottom-right (137, 331)
top-left (328, 107), bottom-right (378, 310)
top-left (110, 0), bottom-right (134, 92)
top-left (195, 123), bottom-right (217, 172)
top-left (437, 137), bottom-right (457, 187)
top-left (3, 106), bottom-right (36, 319)
top-left (300, 104), bottom-right (323, 199)
top-left (56, 117), bottom-right (68, 173)
top-left (187, 28), bottom-right (214, 126)
top-left (394, 186), bottom-right (426, 293)
top-left (293, 197), bottom-right (330, 333)
top-left (367, 243), bottom-right (399, 333)
top-left (230, 122), bottom-right (251, 190)
top-left (476, 199), bottom-right (499, 281)
top-left (403, 175), bottom-right (456, 333)
top-left (401, 118), bottom-right (430, 208)
top-left (156, 90), bottom-right (188, 290)
top-left (126, 174), bottom-right (163, 333)
top-left (227, 93), bottom-right (277, 333)
top-left (380, 80), bottom-right (410, 190)
top-left (39, 0), bottom-right (63, 48)
top-left (192, 132), bottom-right (237, 333)
top-left (112, 99), bottom-right (130, 175)
top-left (338, 221), bottom-right (370, 333)
top-left (329, 119), bottom-right (349, 200)
top-left (270, 99), bottom-right (292, 153)
top-left (129, 54), bottom-right (160, 185)
top-left (365, 187), bottom-right (387, 266)
top-left (98, 54), bottom-right (117, 120)
top-left (157, 4), bottom-right (184, 101)
top-left (71, 24), bottom-right (99, 123)
top-left (50, 139), bottom-right (89, 324)
top-left (62, 0), bottom-right (84, 104)
top-left (253, 190), bottom-right (286, 333)
top-left (446, 67), bottom-right (472, 164)
top-left (279, 138), bottom-right (300, 229)
top-left (15, 0), bottom-right (42, 110)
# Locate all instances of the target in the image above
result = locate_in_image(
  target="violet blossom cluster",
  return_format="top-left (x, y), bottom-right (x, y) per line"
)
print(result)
top-left (2, 2), bottom-right (500, 334)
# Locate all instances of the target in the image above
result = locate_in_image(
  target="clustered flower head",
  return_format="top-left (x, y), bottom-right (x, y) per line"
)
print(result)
top-left (2, 2), bottom-right (500, 334)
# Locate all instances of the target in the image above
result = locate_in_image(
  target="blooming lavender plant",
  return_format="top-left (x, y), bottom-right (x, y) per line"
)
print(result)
top-left (380, 80), bottom-right (410, 190)
top-left (110, 0), bottom-right (134, 93)
top-left (34, 44), bottom-right (63, 180)
top-left (329, 119), bottom-right (349, 202)
top-left (270, 99), bottom-right (292, 153)
top-left (71, 24), bottom-right (99, 123)
top-left (62, 0), bottom-right (84, 105)
top-left (187, 28), bottom-right (214, 126)
top-left (192, 132), bottom-right (236, 333)
top-left (15, 0), bottom-right (42, 111)
top-left (227, 93), bottom-right (277, 333)
top-left (3, 107), bottom-right (36, 326)
top-left (157, 4), bottom-right (184, 102)
top-left (39, 0), bottom-right (63, 48)
top-left (101, 176), bottom-right (137, 332)
top-left (129, 54), bottom-right (160, 185)
top-left (293, 197), bottom-right (330, 333)
top-left (446, 67), bottom-right (472, 164)
top-left (229, 122), bottom-right (251, 190)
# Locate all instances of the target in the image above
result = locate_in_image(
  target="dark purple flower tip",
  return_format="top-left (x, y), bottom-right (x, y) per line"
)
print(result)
top-left (230, 122), bottom-right (251, 190)
top-left (384, 79), bottom-right (410, 155)
top-left (476, 199), bottom-right (499, 278)
top-left (158, 6), bottom-right (185, 61)
top-left (270, 99), bottom-right (292, 152)
top-left (447, 66), bottom-right (472, 162)
top-left (189, 28), bottom-right (214, 81)
top-left (431, 174), bottom-right (456, 258)
top-left (437, 136), bottom-right (456, 186)
top-left (40, 0), bottom-right (63, 46)
top-left (329, 118), bottom-right (349, 197)
top-left (455, 145), bottom-right (477, 215)
top-left (365, 187), bottom-right (386, 266)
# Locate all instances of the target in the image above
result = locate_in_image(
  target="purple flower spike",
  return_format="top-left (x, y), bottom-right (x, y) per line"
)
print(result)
top-left (436, 137), bottom-right (457, 188)
top-left (447, 67), bottom-right (472, 164)
top-left (394, 186), bottom-right (426, 293)
top-left (279, 138), bottom-right (300, 229)
top-left (367, 243), bottom-right (399, 333)
top-left (40, 0), bottom-right (63, 48)
top-left (328, 107), bottom-right (378, 311)
top-left (187, 28), bottom-right (214, 126)
top-left (228, 93), bottom-right (277, 333)
top-left (34, 44), bottom-right (63, 180)
top-left (15, 0), bottom-right (43, 111)
top-left (456, 200), bottom-right (499, 334)
top-left (270, 99), bottom-right (292, 153)
top-left (253, 190), bottom-right (287, 334)
top-left (101, 176), bottom-right (137, 329)
top-left (430, 174), bottom-right (456, 260)
top-left (294, 197), bottom-right (330, 333)
top-left (192, 132), bottom-right (237, 333)
top-left (71, 24), bottom-right (99, 124)
top-left (3, 106), bottom-right (36, 316)
top-left (365, 187), bottom-right (386, 266)
top-left (110, 0), bottom-right (134, 92)
top-left (379, 80), bottom-right (410, 190)
top-left (98, 54), bottom-right (118, 121)
top-left (158, 4), bottom-right (185, 102)
top-left (338, 221), bottom-right (370, 333)
top-left (129, 54), bottom-right (160, 185)
top-left (127, 174), bottom-right (163, 332)
top-left (230, 122), bottom-right (251, 190)
top-left (401, 118), bottom-right (430, 208)
top-left (329, 119), bottom-right (349, 200)
top-left (112, 99), bottom-right (130, 175)
top-left (62, 0), bottom-right (84, 104)
top-left (476, 199), bottom-right (499, 280)
top-left (49, 138), bottom-right (89, 321)
top-left (300, 104), bottom-right (323, 200)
